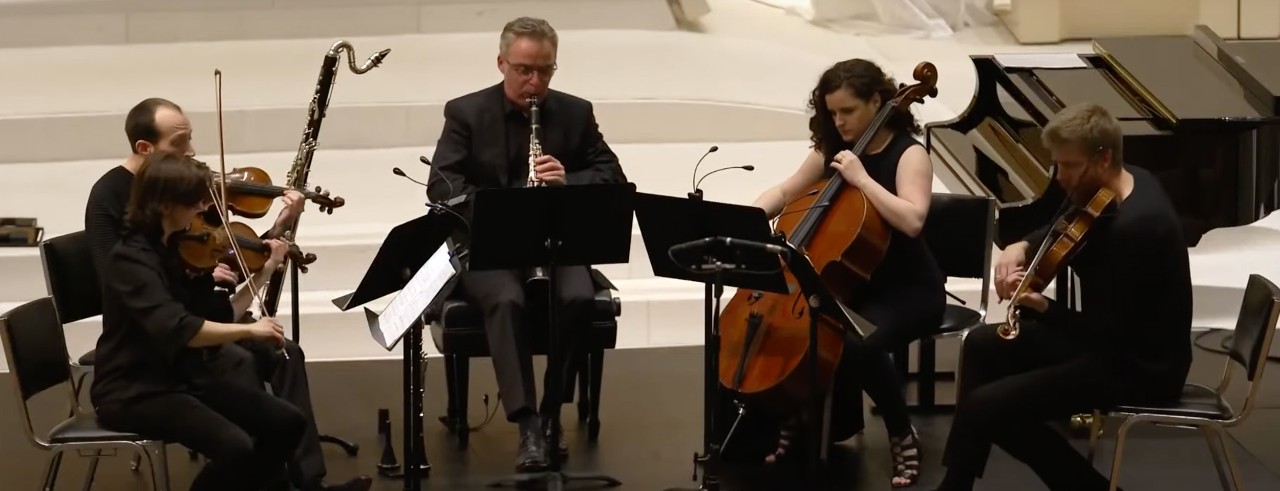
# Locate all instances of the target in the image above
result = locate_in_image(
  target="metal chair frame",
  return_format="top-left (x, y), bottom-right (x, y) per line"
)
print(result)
top-left (1, 297), bottom-right (172, 491)
top-left (1086, 275), bottom-right (1280, 491)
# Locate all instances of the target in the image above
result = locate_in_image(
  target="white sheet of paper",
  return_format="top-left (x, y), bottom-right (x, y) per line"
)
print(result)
top-left (994, 53), bottom-right (1088, 69)
top-left (377, 242), bottom-right (456, 344)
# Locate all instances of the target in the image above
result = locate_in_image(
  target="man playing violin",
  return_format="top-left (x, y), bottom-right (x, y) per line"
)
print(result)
top-left (92, 151), bottom-right (304, 490)
top-left (84, 97), bottom-right (372, 491)
top-left (426, 16), bottom-right (626, 473)
top-left (929, 103), bottom-right (1193, 491)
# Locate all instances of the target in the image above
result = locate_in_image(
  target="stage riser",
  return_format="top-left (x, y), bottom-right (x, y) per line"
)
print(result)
top-left (0, 102), bottom-right (807, 166)
top-left (0, 0), bottom-right (681, 48)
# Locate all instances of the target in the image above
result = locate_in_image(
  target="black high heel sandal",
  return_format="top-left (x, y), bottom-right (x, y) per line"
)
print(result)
top-left (764, 419), bottom-right (800, 464)
top-left (890, 426), bottom-right (921, 487)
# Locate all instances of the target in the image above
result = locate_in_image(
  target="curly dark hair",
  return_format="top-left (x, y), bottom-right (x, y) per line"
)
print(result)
top-left (807, 59), bottom-right (921, 159)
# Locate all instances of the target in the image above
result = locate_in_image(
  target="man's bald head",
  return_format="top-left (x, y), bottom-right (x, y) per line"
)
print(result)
top-left (125, 98), bottom-right (194, 157)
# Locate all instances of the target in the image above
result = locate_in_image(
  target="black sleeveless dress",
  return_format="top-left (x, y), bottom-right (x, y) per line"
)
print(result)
top-left (824, 130), bottom-right (947, 440)
top-left (718, 131), bottom-right (948, 460)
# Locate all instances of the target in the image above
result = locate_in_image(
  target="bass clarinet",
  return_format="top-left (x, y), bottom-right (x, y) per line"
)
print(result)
top-left (259, 40), bottom-right (391, 319)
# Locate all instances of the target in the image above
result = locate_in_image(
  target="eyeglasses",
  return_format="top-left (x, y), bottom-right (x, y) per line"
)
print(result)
top-left (506, 60), bottom-right (557, 79)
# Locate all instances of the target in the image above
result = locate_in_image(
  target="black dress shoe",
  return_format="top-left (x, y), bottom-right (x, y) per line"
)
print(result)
top-left (543, 420), bottom-right (569, 458)
top-left (314, 476), bottom-right (373, 491)
top-left (516, 425), bottom-right (549, 473)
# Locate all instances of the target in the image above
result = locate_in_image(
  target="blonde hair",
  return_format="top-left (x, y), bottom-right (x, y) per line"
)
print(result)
top-left (1042, 103), bottom-right (1123, 167)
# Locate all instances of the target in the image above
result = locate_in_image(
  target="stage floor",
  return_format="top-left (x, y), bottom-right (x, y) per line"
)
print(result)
top-left (2, 331), bottom-right (1279, 490)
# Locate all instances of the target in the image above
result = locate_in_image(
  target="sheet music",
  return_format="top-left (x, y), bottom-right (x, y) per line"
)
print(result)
top-left (994, 53), bottom-right (1087, 69)
top-left (376, 242), bottom-right (457, 344)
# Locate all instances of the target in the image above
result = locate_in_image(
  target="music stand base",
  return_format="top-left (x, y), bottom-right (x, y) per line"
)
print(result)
top-left (319, 434), bottom-right (361, 456)
top-left (486, 470), bottom-right (622, 490)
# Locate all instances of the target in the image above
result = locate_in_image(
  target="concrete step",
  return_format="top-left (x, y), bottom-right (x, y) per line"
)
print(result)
top-left (0, 0), bottom-right (686, 48)
top-left (0, 29), bottom-right (844, 164)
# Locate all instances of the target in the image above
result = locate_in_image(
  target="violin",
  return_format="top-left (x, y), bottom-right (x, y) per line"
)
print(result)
top-left (210, 165), bottom-right (345, 219)
top-left (997, 187), bottom-right (1116, 339)
top-left (177, 213), bottom-right (317, 275)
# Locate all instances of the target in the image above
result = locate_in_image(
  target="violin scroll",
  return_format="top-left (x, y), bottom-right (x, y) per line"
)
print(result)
top-left (311, 185), bottom-right (345, 214)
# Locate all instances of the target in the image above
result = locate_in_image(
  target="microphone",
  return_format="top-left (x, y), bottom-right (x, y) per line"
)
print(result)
top-left (393, 167), bottom-right (429, 187)
top-left (688, 145), bottom-right (719, 199)
top-left (693, 165), bottom-right (755, 193)
top-left (392, 167), bottom-right (471, 233)
top-left (670, 236), bottom-right (788, 255)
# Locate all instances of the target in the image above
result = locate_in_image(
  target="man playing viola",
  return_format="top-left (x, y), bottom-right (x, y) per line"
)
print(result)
top-left (929, 103), bottom-right (1193, 491)
top-left (84, 97), bottom-right (372, 491)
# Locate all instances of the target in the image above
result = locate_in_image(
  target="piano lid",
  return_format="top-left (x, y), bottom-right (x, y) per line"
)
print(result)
top-left (1191, 24), bottom-right (1280, 116)
top-left (1092, 35), bottom-right (1274, 128)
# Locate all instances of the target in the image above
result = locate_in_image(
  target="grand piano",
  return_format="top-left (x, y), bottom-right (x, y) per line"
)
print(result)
top-left (927, 25), bottom-right (1280, 249)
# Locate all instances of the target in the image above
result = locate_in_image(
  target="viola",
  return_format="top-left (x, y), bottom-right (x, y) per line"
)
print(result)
top-left (997, 186), bottom-right (1116, 339)
top-left (210, 165), bottom-right (345, 219)
top-left (177, 212), bottom-right (317, 276)
top-left (717, 62), bottom-right (939, 415)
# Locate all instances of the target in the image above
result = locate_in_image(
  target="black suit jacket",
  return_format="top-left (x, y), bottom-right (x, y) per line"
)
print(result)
top-left (426, 83), bottom-right (626, 219)
top-left (425, 84), bottom-right (626, 295)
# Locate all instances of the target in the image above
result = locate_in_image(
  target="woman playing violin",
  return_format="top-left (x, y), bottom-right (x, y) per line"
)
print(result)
top-left (90, 152), bottom-right (305, 491)
top-left (751, 58), bottom-right (944, 487)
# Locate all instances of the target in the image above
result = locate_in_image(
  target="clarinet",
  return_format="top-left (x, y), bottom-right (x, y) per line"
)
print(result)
top-left (526, 96), bottom-right (549, 286)
top-left (258, 40), bottom-right (391, 318)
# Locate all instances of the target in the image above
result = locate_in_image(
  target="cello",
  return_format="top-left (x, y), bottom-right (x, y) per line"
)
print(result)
top-left (717, 62), bottom-right (938, 413)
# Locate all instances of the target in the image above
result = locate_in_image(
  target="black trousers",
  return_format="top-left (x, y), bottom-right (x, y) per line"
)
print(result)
top-left (96, 378), bottom-right (306, 491)
top-left (941, 321), bottom-right (1121, 490)
top-left (456, 265), bottom-right (596, 422)
top-left (828, 285), bottom-right (944, 441)
top-left (203, 339), bottom-right (328, 490)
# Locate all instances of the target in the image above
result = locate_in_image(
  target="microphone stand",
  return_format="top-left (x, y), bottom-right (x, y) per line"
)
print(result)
top-left (668, 188), bottom-right (738, 491)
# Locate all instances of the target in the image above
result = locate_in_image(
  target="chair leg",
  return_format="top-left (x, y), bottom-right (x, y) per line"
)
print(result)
top-left (149, 443), bottom-right (172, 491)
top-left (455, 355), bottom-right (471, 450)
top-left (41, 450), bottom-right (63, 491)
top-left (80, 453), bottom-right (100, 491)
top-left (441, 352), bottom-right (458, 432)
top-left (1107, 416), bottom-right (1141, 491)
top-left (1200, 425), bottom-right (1235, 490)
top-left (587, 348), bottom-right (605, 442)
top-left (918, 337), bottom-right (937, 408)
top-left (576, 351), bottom-right (589, 421)
top-left (1206, 424), bottom-right (1245, 491)
top-left (1087, 410), bottom-right (1103, 463)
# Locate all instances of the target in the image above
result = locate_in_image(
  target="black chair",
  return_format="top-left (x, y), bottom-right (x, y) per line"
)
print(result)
top-left (425, 269), bottom-right (621, 449)
top-left (38, 230), bottom-right (101, 403)
top-left (40, 230), bottom-right (201, 465)
top-left (899, 192), bottom-right (995, 411)
top-left (1085, 273), bottom-right (1280, 491)
top-left (1, 297), bottom-right (171, 490)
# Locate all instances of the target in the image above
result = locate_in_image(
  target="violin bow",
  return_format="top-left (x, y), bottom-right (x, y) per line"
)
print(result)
top-left (211, 69), bottom-right (287, 358)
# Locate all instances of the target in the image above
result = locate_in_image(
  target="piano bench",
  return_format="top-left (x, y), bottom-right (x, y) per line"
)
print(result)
top-left (426, 288), bottom-right (621, 449)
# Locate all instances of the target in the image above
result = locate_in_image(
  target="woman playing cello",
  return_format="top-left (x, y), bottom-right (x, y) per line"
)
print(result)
top-left (90, 152), bottom-right (305, 491)
top-left (750, 58), bottom-right (945, 487)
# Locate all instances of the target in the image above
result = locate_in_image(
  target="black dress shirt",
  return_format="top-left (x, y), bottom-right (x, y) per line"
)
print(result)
top-left (90, 228), bottom-right (235, 407)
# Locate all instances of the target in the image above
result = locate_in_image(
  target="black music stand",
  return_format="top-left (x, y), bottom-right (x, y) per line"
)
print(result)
top-left (465, 183), bottom-right (634, 490)
top-left (633, 192), bottom-right (789, 491)
top-left (333, 207), bottom-right (466, 491)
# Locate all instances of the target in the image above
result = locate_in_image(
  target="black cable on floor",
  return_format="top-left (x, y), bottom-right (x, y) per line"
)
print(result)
top-left (1193, 328), bottom-right (1280, 363)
